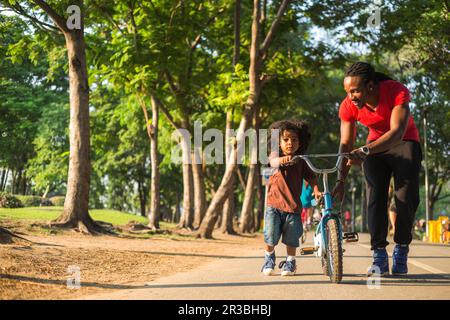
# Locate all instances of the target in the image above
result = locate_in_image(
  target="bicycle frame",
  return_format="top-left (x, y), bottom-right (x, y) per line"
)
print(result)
top-left (295, 154), bottom-right (348, 256)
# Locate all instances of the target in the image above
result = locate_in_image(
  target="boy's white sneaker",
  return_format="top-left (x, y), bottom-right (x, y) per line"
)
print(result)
top-left (262, 268), bottom-right (274, 276)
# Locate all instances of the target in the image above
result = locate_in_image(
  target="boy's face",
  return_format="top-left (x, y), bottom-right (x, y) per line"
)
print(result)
top-left (280, 129), bottom-right (300, 156)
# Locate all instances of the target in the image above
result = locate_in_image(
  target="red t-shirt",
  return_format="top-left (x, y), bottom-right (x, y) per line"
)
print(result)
top-left (339, 80), bottom-right (420, 142)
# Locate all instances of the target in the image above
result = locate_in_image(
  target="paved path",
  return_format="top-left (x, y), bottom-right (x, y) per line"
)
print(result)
top-left (81, 233), bottom-right (450, 300)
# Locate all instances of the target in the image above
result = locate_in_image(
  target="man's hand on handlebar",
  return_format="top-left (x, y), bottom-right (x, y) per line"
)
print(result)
top-left (346, 147), bottom-right (368, 166)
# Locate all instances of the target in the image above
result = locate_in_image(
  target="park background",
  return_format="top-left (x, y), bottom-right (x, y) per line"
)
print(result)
top-left (0, 1), bottom-right (448, 242)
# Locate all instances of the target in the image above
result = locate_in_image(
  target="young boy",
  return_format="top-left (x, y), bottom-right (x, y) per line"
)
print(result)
top-left (262, 120), bottom-right (321, 276)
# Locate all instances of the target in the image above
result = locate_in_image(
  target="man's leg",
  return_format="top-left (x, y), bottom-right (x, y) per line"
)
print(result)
top-left (363, 155), bottom-right (392, 250)
top-left (390, 142), bottom-right (422, 246)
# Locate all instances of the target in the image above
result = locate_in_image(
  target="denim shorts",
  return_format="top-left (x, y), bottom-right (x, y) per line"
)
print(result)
top-left (263, 206), bottom-right (303, 248)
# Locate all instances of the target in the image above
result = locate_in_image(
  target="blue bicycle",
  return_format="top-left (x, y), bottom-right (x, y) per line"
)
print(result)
top-left (289, 153), bottom-right (359, 283)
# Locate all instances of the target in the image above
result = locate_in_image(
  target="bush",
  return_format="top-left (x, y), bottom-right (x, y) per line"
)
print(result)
top-left (0, 192), bottom-right (23, 208)
top-left (15, 195), bottom-right (42, 207)
top-left (40, 198), bottom-right (54, 207)
top-left (49, 196), bottom-right (65, 206)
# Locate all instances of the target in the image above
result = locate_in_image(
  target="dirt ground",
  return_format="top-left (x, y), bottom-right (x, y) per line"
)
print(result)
top-left (0, 222), bottom-right (263, 300)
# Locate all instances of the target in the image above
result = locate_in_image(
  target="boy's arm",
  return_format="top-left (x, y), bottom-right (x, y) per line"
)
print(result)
top-left (268, 151), bottom-right (292, 167)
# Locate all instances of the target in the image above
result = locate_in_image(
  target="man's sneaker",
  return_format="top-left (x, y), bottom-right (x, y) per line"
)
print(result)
top-left (261, 252), bottom-right (276, 276)
top-left (392, 244), bottom-right (409, 275)
top-left (279, 259), bottom-right (296, 276)
top-left (367, 248), bottom-right (389, 277)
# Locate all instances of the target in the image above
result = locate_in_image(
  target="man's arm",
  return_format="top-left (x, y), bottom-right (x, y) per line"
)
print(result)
top-left (337, 120), bottom-right (356, 182)
top-left (331, 120), bottom-right (356, 202)
top-left (350, 103), bottom-right (411, 160)
top-left (367, 103), bottom-right (410, 153)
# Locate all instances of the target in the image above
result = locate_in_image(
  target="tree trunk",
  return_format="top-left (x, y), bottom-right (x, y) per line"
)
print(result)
top-left (197, 0), bottom-right (265, 239)
top-left (220, 0), bottom-right (241, 235)
top-left (0, 169), bottom-right (6, 191)
top-left (42, 185), bottom-right (50, 199)
top-left (239, 106), bottom-right (261, 233)
top-left (174, 186), bottom-right (181, 223)
top-left (21, 172), bottom-right (27, 195)
top-left (138, 180), bottom-right (146, 217)
top-left (178, 158), bottom-right (195, 230)
top-left (15, 169), bottom-right (22, 195)
top-left (0, 170), bottom-right (4, 191)
top-left (147, 95), bottom-right (161, 230)
top-left (192, 151), bottom-right (206, 229)
top-left (220, 111), bottom-right (237, 234)
top-left (11, 170), bottom-right (16, 194)
top-left (255, 163), bottom-right (264, 231)
top-left (240, 163), bottom-right (258, 233)
top-left (233, 0), bottom-right (241, 67)
top-left (52, 29), bottom-right (100, 233)
top-left (221, 188), bottom-right (236, 234)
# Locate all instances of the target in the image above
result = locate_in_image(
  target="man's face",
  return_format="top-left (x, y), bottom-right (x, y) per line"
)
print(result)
top-left (343, 76), bottom-right (372, 109)
top-left (280, 129), bottom-right (299, 156)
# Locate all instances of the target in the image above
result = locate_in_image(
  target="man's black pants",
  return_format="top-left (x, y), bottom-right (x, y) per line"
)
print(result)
top-left (363, 140), bottom-right (422, 250)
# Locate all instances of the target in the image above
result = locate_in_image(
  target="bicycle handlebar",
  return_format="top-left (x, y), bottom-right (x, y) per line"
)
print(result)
top-left (287, 153), bottom-right (350, 174)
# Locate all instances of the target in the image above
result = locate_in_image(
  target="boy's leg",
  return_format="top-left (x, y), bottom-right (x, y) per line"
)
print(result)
top-left (286, 246), bottom-right (296, 257)
top-left (280, 212), bottom-right (302, 276)
top-left (262, 207), bottom-right (282, 275)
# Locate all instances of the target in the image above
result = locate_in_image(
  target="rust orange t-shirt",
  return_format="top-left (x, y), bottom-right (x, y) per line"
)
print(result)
top-left (339, 80), bottom-right (420, 143)
top-left (266, 158), bottom-right (316, 214)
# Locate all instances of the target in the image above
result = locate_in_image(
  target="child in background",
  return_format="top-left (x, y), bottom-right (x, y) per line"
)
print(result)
top-left (262, 120), bottom-right (321, 276)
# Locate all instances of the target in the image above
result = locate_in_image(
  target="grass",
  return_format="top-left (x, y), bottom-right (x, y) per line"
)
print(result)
top-left (0, 206), bottom-right (175, 229)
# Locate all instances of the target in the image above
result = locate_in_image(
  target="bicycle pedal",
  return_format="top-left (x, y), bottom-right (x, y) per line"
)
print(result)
top-left (300, 247), bottom-right (316, 255)
top-left (343, 232), bottom-right (359, 242)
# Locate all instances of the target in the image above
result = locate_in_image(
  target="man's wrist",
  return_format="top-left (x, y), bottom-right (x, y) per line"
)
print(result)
top-left (359, 145), bottom-right (370, 156)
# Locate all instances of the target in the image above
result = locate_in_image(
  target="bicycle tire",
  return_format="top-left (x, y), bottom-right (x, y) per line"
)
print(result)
top-left (321, 255), bottom-right (329, 276)
top-left (325, 218), bottom-right (343, 283)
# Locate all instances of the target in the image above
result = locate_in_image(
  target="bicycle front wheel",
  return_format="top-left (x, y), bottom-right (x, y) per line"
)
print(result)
top-left (325, 218), bottom-right (343, 283)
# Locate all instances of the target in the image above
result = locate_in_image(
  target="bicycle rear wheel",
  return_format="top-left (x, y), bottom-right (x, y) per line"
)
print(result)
top-left (325, 218), bottom-right (343, 283)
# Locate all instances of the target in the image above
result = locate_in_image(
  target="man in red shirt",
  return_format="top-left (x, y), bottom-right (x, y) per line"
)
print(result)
top-left (332, 62), bottom-right (422, 277)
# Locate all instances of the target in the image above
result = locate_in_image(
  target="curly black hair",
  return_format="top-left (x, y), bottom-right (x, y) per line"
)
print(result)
top-left (345, 61), bottom-right (393, 85)
top-left (267, 119), bottom-right (311, 156)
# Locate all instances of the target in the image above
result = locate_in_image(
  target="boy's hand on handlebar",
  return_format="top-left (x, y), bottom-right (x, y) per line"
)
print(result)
top-left (280, 155), bottom-right (299, 166)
